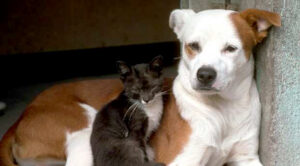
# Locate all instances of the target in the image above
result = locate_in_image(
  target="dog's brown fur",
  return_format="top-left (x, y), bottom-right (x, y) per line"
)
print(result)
top-left (230, 9), bottom-right (281, 59)
top-left (0, 78), bottom-right (190, 165)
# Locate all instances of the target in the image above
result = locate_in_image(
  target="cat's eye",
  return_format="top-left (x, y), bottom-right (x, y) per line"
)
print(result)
top-left (224, 45), bottom-right (237, 53)
top-left (152, 86), bottom-right (162, 93)
top-left (132, 93), bottom-right (139, 99)
top-left (188, 42), bottom-right (201, 51)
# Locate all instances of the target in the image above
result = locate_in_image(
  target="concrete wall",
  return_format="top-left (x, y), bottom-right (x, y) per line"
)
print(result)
top-left (0, 0), bottom-right (179, 55)
top-left (184, 0), bottom-right (300, 165)
top-left (248, 1), bottom-right (300, 166)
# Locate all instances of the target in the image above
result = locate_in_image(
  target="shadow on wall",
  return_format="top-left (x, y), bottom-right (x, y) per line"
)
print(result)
top-left (0, 0), bottom-right (179, 55)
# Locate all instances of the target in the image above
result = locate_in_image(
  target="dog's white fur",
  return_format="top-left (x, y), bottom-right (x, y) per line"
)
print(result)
top-left (65, 103), bottom-right (97, 166)
top-left (11, 104), bottom-right (97, 166)
top-left (168, 9), bottom-right (262, 166)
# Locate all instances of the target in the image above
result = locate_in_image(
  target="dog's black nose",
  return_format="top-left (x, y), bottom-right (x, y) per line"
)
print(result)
top-left (197, 67), bottom-right (217, 85)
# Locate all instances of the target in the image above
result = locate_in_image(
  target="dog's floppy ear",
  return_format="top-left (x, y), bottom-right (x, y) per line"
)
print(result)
top-left (240, 9), bottom-right (281, 43)
top-left (169, 9), bottom-right (195, 38)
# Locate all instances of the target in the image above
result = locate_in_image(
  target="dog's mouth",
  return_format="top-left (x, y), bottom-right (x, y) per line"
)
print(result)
top-left (190, 80), bottom-right (220, 93)
top-left (197, 86), bottom-right (219, 92)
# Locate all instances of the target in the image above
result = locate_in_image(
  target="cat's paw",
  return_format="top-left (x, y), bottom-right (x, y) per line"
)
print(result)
top-left (146, 145), bottom-right (155, 161)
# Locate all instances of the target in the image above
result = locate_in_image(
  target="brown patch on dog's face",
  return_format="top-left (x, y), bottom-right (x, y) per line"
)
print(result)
top-left (230, 9), bottom-right (281, 59)
top-left (184, 42), bottom-right (201, 59)
top-left (184, 44), bottom-right (196, 58)
top-left (230, 13), bottom-right (256, 59)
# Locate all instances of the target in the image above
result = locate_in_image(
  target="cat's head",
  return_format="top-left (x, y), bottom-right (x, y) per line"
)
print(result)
top-left (116, 56), bottom-right (164, 105)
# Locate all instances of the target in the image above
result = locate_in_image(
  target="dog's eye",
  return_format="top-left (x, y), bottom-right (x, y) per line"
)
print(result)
top-left (224, 45), bottom-right (237, 53)
top-left (188, 42), bottom-right (201, 51)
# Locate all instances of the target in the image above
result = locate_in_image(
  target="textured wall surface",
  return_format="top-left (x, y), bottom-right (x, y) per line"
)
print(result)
top-left (241, 1), bottom-right (300, 165)
top-left (0, 0), bottom-right (179, 55)
top-left (185, 0), bottom-right (300, 165)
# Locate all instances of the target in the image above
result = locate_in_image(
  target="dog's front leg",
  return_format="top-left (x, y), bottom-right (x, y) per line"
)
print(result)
top-left (227, 157), bottom-right (263, 166)
top-left (168, 145), bottom-right (213, 166)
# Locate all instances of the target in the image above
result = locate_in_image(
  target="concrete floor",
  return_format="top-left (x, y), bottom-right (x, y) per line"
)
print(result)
top-left (0, 66), bottom-right (177, 139)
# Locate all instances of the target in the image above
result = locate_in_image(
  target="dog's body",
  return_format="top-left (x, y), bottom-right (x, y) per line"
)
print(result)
top-left (166, 9), bottom-right (264, 166)
top-left (0, 8), bottom-right (280, 166)
top-left (164, 8), bottom-right (280, 166)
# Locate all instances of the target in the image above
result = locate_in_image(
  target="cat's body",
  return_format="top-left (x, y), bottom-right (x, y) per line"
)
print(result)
top-left (90, 56), bottom-right (165, 166)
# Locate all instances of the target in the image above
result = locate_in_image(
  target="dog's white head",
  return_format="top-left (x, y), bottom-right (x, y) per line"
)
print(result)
top-left (170, 9), bottom-right (280, 96)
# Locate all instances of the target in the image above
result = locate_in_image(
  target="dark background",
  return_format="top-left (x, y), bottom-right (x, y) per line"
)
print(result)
top-left (0, 0), bottom-right (180, 133)
top-left (0, 0), bottom-right (180, 92)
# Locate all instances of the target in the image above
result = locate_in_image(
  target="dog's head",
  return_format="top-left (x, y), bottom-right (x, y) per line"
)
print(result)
top-left (170, 9), bottom-right (280, 95)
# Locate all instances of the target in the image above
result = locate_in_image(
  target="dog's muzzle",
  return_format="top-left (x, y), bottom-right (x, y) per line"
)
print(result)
top-left (197, 67), bottom-right (217, 90)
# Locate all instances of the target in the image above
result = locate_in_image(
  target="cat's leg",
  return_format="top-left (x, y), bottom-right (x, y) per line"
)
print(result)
top-left (137, 130), bottom-right (150, 162)
top-left (142, 145), bottom-right (149, 162)
top-left (146, 144), bottom-right (155, 161)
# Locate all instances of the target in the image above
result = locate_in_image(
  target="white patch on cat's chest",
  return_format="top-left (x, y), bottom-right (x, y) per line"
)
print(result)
top-left (143, 95), bottom-right (163, 138)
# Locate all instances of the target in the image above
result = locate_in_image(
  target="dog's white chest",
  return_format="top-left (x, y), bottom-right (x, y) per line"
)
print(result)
top-left (171, 78), bottom-right (260, 166)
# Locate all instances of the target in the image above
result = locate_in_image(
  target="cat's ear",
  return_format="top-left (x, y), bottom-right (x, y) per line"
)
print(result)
top-left (116, 61), bottom-right (131, 79)
top-left (149, 55), bottom-right (163, 73)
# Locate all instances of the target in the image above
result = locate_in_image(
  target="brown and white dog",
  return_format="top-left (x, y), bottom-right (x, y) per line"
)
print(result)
top-left (0, 8), bottom-right (280, 166)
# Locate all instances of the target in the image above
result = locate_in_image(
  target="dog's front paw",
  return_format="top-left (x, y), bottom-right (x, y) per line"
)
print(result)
top-left (167, 161), bottom-right (184, 166)
top-left (168, 163), bottom-right (178, 166)
top-left (168, 161), bottom-right (199, 166)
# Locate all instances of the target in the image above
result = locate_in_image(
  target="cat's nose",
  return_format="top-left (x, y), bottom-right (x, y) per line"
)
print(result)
top-left (142, 97), bottom-right (151, 104)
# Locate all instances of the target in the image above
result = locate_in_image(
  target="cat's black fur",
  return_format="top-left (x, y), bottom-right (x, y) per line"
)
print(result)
top-left (91, 56), bottom-right (165, 166)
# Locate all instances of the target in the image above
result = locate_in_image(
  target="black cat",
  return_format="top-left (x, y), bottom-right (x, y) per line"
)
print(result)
top-left (90, 56), bottom-right (165, 166)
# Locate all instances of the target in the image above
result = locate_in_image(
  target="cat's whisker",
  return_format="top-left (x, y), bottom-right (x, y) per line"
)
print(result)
top-left (174, 56), bottom-right (181, 60)
top-left (161, 91), bottom-right (170, 95)
top-left (155, 93), bottom-right (164, 98)
top-left (129, 102), bottom-right (139, 121)
top-left (162, 88), bottom-right (173, 93)
top-left (156, 90), bottom-right (171, 97)
top-left (123, 102), bottom-right (137, 120)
